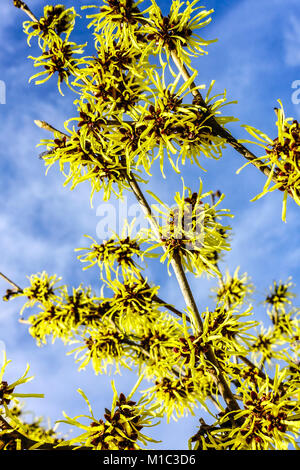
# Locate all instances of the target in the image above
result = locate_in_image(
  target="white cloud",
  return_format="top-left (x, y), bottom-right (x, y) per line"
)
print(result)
top-left (284, 14), bottom-right (300, 66)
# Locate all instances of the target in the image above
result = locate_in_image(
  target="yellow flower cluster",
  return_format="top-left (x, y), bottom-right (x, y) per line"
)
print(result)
top-left (240, 100), bottom-right (300, 221)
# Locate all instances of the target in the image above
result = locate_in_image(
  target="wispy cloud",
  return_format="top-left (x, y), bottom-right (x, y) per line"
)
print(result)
top-left (284, 14), bottom-right (300, 66)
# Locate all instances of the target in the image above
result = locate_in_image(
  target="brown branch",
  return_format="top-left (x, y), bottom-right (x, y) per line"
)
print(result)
top-left (13, 0), bottom-right (38, 22)
top-left (169, 50), bottom-right (281, 186)
top-left (34, 119), bottom-right (136, 137)
top-left (152, 294), bottom-right (185, 319)
top-left (238, 355), bottom-right (272, 384)
top-left (32, 122), bottom-right (185, 325)
top-left (33, 118), bottom-right (240, 413)
top-left (0, 272), bottom-right (22, 293)
top-left (34, 120), bottom-right (69, 137)
top-left (122, 173), bottom-right (240, 413)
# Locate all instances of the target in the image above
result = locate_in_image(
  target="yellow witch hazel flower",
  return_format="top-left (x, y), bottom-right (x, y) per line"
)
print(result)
top-left (250, 325), bottom-right (282, 367)
top-left (82, 0), bottom-right (153, 37)
top-left (212, 267), bottom-right (254, 308)
top-left (23, 4), bottom-right (79, 49)
top-left (190, 366), bottom-right (300, 450)
top-left (170, 303), bottom-right (256, 377)
top-left (218, 366), bottom-right (300, 450)
top-left (239, 100), bottom-right (300, 221)
top-left (28, 40), bottom-right (86, 95)
top-left (135, 61), bottom-right (209, 175)
top-left (270, 308), bottom-right (300, 347)
top-left (75, 222), bottom-right (152, 280)
top-left (91, 25), bottom-right (151, 74)
top-left (72, 55), bottom-right (150, 120)
top-left (103, 275), bottom-right (161, 334)
top-left (23, 3), bottom-right (85, 96)
top-left (79, 9), bottom-right (154, 77)
top-left (264, 278), bottom-right (295, 314)
top-left (133, 312), bottom-right (185, 378)
top-left (21, 281), bottom-right (108, 346)
top-left (143, 369), bottom-right (211, 423)
top-left (1, 402), bottom-right (61, 450)
top-left (145, 179), bottom-right (232, 277)
top-left (69, 321), bottom-right (132, 375)
top-left (39, 127), bottom-right (132, 204)
top-left (264, 278), bottom-right (297, 331)
top-left (134, 75), bottom-right (237, 177)
top-left (56, 376), bottom-right (161, 450)
top-left (145, 61), bottom-right (203, 117)
top-left (0, 354), bottom-right (44, 410)
top-left (12, 271), bottom-right (63, 316)
top-left (76, 234), bottom-right (142, 279)
top-left (201, 303), bottom-right (257, 359)
top-left (145, 0), bottom-right (216, 68)
top-left (175, 80), bottom-right (238, 168)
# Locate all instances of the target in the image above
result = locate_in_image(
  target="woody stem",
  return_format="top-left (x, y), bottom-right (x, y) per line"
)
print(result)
top-left (0, 272), bottom-right (22, 292)
top-left (170, 50), bottom-right (275, 182)
top-left (32, 115), bottom-right (241, 413)
top-left (13, 0), bottom-right (38, 22)
top-left (123, 172), bottom-right (240, 413)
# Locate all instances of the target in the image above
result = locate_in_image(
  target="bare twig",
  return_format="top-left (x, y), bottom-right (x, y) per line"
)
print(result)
top-left (13, 0), bottom-right (38, 22)
top-left (122, 173), bottom-right (240, 413)
top-left (34, 120), bottom-right (240, 413)
top-left (153, 294), bottom-right (185, 319)
top-left (34, 120), bottom-right (69, 137)
top-left (0, 272), bottom-right (22, 293)
top-left (238, 355), bottom-right (273, 384)
top-left (170, 50), bottom-right (277, 183)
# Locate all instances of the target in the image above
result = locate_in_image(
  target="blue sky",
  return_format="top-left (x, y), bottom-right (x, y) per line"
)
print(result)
top-left (0, 0), bottom-right (300, 449)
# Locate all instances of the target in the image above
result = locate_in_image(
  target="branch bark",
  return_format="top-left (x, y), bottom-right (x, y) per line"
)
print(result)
top-left (13, 0), bottom-right (38, 22)
top-left (32, 116), bottom-right (241, 414)
top-left (170, 50), bottom-right (277, 183)
top-left (122, 173), bottom-right (240, 413)
top-left (0, 272), bottom-right (22, 293)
